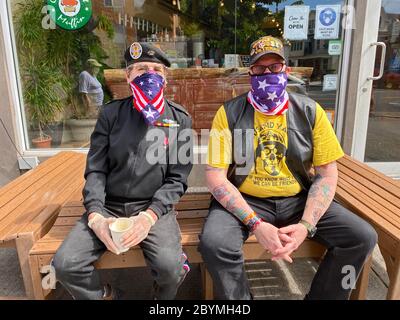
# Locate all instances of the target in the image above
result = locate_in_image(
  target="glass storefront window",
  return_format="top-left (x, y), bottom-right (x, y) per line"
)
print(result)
top-left (8, 0), bottom-right (346, 150)
top-left (365, 0), bottom-right (400, 162)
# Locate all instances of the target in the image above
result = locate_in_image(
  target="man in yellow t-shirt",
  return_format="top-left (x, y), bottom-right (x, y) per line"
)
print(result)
top-left (208, 102), bottom-right (344, 197)
top-left (199, 36), bottom-right (377, 300)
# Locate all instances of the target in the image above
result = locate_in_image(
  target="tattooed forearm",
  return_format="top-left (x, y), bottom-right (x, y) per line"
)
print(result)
top-left (211, 183), bottom-right (253, 220)
top-left (213, 185), bottom-right (230, 200)
top-left (206, 166), bottom-right (258, 226)
top-left (302, 163), bottom-right (338, 226)
top-left (307, 174), bottom-right (323, 197)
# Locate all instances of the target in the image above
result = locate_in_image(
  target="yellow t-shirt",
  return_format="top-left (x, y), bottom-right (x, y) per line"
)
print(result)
top-left (207, 103), bottom-right (344, 197)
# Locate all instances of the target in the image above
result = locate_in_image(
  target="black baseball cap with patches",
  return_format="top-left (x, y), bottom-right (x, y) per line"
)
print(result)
top-left (124, 42), bottom-right (171, 68)
top-left (250, 36), bottom-right (286, 65)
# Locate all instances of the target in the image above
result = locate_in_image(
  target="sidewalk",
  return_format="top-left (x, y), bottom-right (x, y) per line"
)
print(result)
top-left (0, 246), bottom-right (388, 300)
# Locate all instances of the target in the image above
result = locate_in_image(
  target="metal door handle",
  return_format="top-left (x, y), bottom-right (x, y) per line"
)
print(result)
top-left (368, 42), bottom-right (387, 81)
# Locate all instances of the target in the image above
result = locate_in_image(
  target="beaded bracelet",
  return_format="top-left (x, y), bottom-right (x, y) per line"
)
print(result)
top-left (242, 211), bottom-right (262, 232)
top-left (248, 217), bottom-right (262, 232)
top-left (242, 211), bottom-right (257, 224)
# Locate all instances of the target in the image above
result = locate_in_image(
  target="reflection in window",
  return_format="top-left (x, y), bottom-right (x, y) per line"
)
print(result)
top-left (8, 0), bottom-right (345, 149)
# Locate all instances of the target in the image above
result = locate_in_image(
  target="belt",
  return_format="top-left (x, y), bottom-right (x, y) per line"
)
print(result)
top-left (104, 198), bottom-right (151, 216)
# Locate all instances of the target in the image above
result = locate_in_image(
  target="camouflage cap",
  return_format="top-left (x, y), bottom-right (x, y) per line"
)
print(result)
top-left (250, 36), bottom-right (286, 65)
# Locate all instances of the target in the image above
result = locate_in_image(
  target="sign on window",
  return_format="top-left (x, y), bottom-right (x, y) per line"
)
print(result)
top-left (315, 5), bottom-right (341, 40)
top-left (284, 6), bottom-right (310, 41)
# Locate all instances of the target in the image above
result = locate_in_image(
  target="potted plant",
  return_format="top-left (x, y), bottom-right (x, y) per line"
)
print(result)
top-left (23, 60), bottom-right (68, 148)
top-left (64, 92), bottom-right (99, 143)
top-left (14, 0), bottom-right (114, 148)
top-left (13, 0), bottom-right (70, 148)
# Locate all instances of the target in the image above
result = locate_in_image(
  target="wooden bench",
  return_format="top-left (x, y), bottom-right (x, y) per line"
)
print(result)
top-left (335, 155), bottom-right (400, 299)
top-left (0, 151), bottom-right (86, 299)
top-left (26, 152), bottom-right (400, 300)
top-left (29, 189), bottom-right (328, 300)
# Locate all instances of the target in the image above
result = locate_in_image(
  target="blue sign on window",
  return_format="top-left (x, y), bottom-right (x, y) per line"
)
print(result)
top-left (319, 8), bottom-right (337, 26)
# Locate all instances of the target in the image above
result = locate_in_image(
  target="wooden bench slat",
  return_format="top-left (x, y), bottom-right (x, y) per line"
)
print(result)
top-left (30, 241), bottom-right (67, 255)
top-left (175, 200), bottom-right (212, 211)
top-left (0, 153), bottom-right (83, 217)
top-left (340, 155), bottom-right (400, 190)
top-left (0, 153), bottom-right (79, 216)
top-left (339, 171), bottom-right (400, 213)
top-left (0, 157), bottom-right (85, 239)
top-left (19, 182), bottom-right (85, 240)
top-left (63, 201), bottom-right (85, 207)
top-left (0, 153), bottom-right (81, 220)
top-left (336, 181), bottom-right (400, 230)
top-left (339, 156), bottom-right (400, 195)
top-left (0, 152), bottom-right (75, 202)
top-left (176, 210), bottom-right (209, 219)
top-left (54, 210), bottom-right (210, 227)
top-left (178, 194), bottom-right (211, 201)
top-left (337, 162), bottom-right (400, 210)
top-left (68, 187), bottom-right (84, 203)
top-left (30, 228), bottom-right (247, 256)
top-left (30, 226), bottom-right (324, 259)
top-left (58, 206), bottom-right (210, 220)
top-left (58, 206), bottom-right (86, 217)
top-left (31, 239), bottom-right (324, 274)
top-left (338, 178), bottom-right (400, 227)
top-left (54, 216), bottom-right (81, 226)
top-left (336, 185), bottom-right (400, 239)
top-left (338, 174), bottom-right (400, 223)
top-left (0, 156), bottom-right (85, 242)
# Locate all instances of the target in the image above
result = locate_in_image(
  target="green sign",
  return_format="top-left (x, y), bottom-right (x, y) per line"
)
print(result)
top-left (48, 0), bottom-right (92, 31)
top-left (328, 40), bottom-right (342, 56)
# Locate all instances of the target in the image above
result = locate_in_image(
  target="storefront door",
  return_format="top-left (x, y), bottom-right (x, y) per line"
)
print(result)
top-left (349, 0), bottom-right (400, 177)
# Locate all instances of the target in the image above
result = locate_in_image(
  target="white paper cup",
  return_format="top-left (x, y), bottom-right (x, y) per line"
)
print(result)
top-left (109, 218), bottom-right (134, 253)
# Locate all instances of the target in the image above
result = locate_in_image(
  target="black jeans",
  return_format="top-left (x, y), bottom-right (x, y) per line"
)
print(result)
top-left (52, 201), bottom-right (188, 300)
top-left (198, 192), bottom-right (378, 300)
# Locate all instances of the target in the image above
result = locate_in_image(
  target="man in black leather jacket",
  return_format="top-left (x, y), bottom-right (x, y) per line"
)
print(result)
top-left (52, 42), bottom-right (193, 300)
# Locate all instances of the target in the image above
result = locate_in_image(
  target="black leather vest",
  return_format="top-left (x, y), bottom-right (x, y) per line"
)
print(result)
top-left (224, 92), bottom-right (316, 191)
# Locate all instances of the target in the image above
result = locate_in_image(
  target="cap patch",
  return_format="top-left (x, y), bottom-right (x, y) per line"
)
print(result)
top-left (130, 42), bottom-right (143, 60)
top-left (251, 36), bottom-right (284, 56)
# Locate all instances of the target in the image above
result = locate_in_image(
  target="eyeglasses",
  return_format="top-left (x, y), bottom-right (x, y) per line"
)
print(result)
top-left (249, 63), bottom-right (286, 75)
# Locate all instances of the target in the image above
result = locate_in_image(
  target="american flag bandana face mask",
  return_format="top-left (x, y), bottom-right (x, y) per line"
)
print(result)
top-left (130, 72), bottom-right (165, 125)
top-left (248, 72), bottom-right (289, 116)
